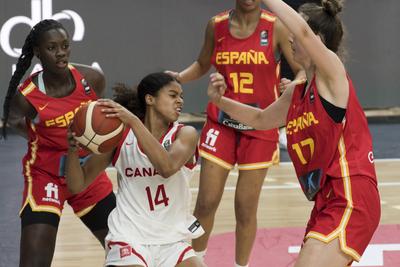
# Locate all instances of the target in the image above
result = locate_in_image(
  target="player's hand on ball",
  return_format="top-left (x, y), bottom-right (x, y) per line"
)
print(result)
top-left (207, 72), bottom-right (226, 104)
top-left (96, 99), bottom-right (136, 125)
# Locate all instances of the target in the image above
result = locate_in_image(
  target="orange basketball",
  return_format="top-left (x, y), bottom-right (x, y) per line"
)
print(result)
top-left (71, 101), bottom-right (124, 154)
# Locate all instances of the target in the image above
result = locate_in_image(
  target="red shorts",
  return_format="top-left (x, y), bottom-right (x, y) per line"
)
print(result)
top-left (20, 169), bottom-right (113, 217)
top-left (199, 119), bottom-right (279, 170)
top-left (304, 176), bottom-right (380, 262)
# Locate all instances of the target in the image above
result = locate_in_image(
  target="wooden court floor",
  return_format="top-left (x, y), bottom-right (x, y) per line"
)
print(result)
top-left (51, 159), bottom-right (399, 267)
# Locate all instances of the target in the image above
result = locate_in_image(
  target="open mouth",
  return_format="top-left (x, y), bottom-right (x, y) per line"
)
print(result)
top-left (56, 60), bottom-right (68, 68)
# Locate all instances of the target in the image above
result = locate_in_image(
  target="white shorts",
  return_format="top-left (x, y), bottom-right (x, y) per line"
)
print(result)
top-left (105, 240), bottom-right (197, 267)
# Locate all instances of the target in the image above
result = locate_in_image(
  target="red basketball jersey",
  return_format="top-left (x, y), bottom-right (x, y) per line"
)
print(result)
top-left (209, 10), bottom-right (280, 141)
top-left (19, 65), bottom-right (98, 177)
top-left (286, 76), bottom-right (377, 193)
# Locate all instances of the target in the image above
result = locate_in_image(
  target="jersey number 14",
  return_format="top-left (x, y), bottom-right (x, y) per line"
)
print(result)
top-left (145, 184), bottom-right (169, 211)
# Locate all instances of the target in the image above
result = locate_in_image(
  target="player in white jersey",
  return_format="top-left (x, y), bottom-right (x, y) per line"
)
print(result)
top-left (65, 72), bottom-right (205, 267)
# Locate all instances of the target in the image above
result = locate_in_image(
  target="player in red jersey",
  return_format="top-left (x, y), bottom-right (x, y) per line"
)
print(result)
top-left (206, 0), bottom-right (380, 266)
top-left (1, 20), bottom-right (116, 267)
top-left (167, 1), bottom-right (304, 266)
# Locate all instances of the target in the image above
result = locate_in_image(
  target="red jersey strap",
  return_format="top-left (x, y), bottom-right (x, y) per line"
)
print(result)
top-left (213, 10), bottom-right (230, 41)
top-left (68, 65), bottom-right (98, 98)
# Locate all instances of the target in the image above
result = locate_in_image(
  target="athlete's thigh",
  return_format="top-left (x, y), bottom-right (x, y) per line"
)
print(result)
top-left (295, 238), bottom-right (352, 267)
top-left (79, 192), bottom-right (116, 247)
top-left (159, 241), bottom-right (201, 267)
top-left (176, 256), bottom-right (204, 267)
top-left (197, 159), bottom-right (230, 202)
top-left (235, 168), bottom-right (267, 206)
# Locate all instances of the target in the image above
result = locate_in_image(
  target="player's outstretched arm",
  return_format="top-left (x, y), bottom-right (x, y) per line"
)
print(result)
top-left (208, 73), bottom-right (291, 130)
top-left (166, 18), bottom-right (215, 84)
top-left (261, 0), bottom-right (348, 106)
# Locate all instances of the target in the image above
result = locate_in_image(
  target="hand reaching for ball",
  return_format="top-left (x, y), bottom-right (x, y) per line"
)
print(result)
top-left (96, 99), bottom-right (137, 125)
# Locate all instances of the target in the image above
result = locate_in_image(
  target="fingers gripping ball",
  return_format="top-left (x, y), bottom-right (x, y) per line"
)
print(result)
top-left (71, 101), bottom-right (124, 154)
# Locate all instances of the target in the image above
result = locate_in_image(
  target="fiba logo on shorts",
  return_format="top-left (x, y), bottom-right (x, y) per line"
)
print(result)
top-left (0, 0), bottom-right (85, 58)
top-left (201, 128), bottom-right (220, 152)
top-left (43, 182), bottom-right (60, 204)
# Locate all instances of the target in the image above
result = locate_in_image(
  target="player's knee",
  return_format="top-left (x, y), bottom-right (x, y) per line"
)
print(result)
top-left (235, 202), bottom-right (257, 226)
top-left (195, 195), bottom-right (220, 216)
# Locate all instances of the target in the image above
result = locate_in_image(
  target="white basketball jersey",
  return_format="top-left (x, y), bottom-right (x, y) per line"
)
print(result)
top-left (108, 122), bottom-right (203, 245)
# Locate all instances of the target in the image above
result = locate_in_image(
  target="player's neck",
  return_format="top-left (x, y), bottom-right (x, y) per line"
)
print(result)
top-left (42, 70), bottom-right (74, 95)
top-left (144, 114), bottom-right (170, 141)
top-left (232, 7), bottom-right (261, 26)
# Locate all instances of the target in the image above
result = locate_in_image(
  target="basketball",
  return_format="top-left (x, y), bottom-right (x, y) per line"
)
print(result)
top-left (71, 101), bottom-right (124, 154)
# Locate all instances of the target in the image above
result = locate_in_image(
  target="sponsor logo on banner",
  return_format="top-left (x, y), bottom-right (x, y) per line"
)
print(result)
top-left (0, 0), bottom-right (102, 74)
top-left (1, 0), bottom-right (85, 58)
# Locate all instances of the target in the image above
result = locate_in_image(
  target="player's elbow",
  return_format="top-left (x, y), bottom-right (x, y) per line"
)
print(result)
top-left (66, 180), bottom-right (86, 194)
top-left (157, 164), bottom-right (179, 178)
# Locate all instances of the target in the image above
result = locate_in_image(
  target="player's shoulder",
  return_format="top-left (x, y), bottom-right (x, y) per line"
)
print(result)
top-left (71, 63), bottom-right (105, 82)
top-left (175, 124), bottom-right (198, 140)
top-left (212, 10), bottom-right (230, 23)
top-left (260, 9), bottom-right (277, 22)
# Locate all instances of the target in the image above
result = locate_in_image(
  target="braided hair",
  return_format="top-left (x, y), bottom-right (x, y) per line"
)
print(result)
top-left (112, 72), bottom-right (179, 120)
top-left (1, 19), bottom-right (66, 138)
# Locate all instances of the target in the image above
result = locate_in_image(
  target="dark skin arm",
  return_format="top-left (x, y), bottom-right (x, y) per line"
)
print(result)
top-left (8, 90), bottom-right (36, 139)
top-left (66, 131), bottom-right (114, 194)
top-left (166, 18), bottom-right (215, 83)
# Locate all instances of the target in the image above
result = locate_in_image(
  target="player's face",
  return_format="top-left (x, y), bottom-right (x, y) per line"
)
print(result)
top-left (153, 81), bottom-right (184, 122)
top-left (236, 0), bottom-right (261, 12)
top-left (34, 28), bottom-right (71, 74)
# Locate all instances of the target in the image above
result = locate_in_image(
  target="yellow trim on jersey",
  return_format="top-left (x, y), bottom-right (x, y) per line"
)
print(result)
top-left (214, 13), bottom-right (229, 23)
top-left (273, 64), bottom-right (280, 100)
top-left (276, 63), bottom-right (280, 79)
top-left (18, 123), bottom-right (62, 217)
top-left (199, 150), bottom-right (233, 170)
top-left (304, 135), bottom-right (360, 262)
top-left (261, 12), bottom-right (276, 22)
top-left (75, 204), bottom-right (96, 217)
top-left (21, 82), bottom-right (35, 96)
top-left (237, 144), bottom-right (279, 170)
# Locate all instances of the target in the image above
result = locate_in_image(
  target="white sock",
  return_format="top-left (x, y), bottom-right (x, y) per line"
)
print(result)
top-left (235, 263), bottom-right (249, 267)
top-left (195, 249), bottom-right (207, 261)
